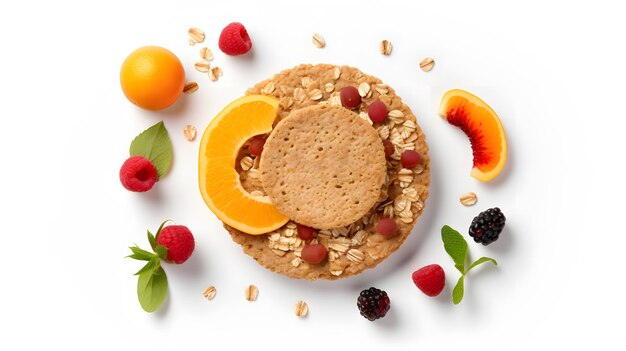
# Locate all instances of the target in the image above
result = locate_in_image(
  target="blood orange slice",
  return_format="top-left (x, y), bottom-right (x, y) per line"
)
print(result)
top-left (438, 89), bottom-right (507, 182)
top-left (198, 95), bottom-right (289, 234)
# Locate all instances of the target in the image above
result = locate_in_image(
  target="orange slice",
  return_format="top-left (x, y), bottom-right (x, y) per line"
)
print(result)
top-left (198, 95), bottom-right (289, 234)
top-left (438, 89), bottom-right (507, 182)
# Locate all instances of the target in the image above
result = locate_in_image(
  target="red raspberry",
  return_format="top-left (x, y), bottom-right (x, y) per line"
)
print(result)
top-left (218, 22), bottom-right (252, 56)
top-left (411, 264), bottom-right (445, 297)
top-left (119, 156), bottom-right (158, 192)
top-left (156, 225), bottom-right (195, 264)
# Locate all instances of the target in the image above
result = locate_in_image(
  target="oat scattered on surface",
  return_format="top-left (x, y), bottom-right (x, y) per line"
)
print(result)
top-left (247, 168), bottom-right (260, 179)
top-left (460, 192), bottom-right (478, 206)
top-left (188, 27), bottom-right (205, 45)
top-left (380, 40), bottom-right (392, 55)
top-left (261, 81), bottom-right (276, 95)
top-left (199, 47), bottom-right (213, 61)
top-left (312, 33), bottom-right (326, 48)
top-left (203, 286), bottom-right (216, 300)
top-left (240, 156), bottom-right (254, 171)
top-left (245, 285), bottom-right (259, 301)
top-left (347, 248), bottom-right (365, 263)
top-left (419, 57), bottom-right (435, 72)
top-left (301, 76), bottom-right (313, 88)
top-left (183, 125), bottom-right (197, 141)
top-left (194, 61), bottom-right (210, 73)
top-left (309, 89), bottom-right (323, 100)
top-left (293, 300), bottom-right (308, 317)
top-left (209, 66), bottom-right (222, 81)
top-left (324, 82), bottom-right (335, 93)
top-left (183, 82), bottom-right (199, 94)
top-left (358, 82), bottom-right (371, 97)
top-left (332, 67), bottom-right (341, 80)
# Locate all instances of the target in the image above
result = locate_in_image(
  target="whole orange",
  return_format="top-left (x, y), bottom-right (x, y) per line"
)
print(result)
top-left (120, 46), bottom-right (185, 111)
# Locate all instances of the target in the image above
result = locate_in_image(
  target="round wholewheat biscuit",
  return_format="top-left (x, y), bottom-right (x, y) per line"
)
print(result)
top-left (259, 105), bottom-right (386, 230)
top-left (225, 63), bottom-right (430, 280)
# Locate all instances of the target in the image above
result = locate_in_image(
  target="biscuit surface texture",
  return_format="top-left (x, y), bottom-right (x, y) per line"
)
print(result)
top-left (259, 105), bottom-right (386, 229)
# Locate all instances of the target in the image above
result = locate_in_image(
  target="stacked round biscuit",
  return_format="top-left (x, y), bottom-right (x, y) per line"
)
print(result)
top-left (228, 64), bottom-right (430, 280)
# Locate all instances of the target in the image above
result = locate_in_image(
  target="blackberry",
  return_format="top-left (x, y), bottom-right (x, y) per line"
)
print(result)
top-left (469, 207), bottom-right (506, 245)
top-left (357, 287), bottom-right (390, 321)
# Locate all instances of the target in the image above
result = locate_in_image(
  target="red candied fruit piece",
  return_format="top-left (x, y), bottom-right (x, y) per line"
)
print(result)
top-left (400, 150), bottom-right (421, 168)
top-left (340, 86), bottom-right (361, 109)
top-left (383, 139), bottom-right (394, 158)
top-left (248, 135), bottom-right (266, 156)
top-left (301, 244), bottom-right (327, 264)
top-left (368, 99), bottom-right (388, 123)
top-left (376, 218), bottom-right (398, 237)
top-left (296, 224), bottom-right (317, 241)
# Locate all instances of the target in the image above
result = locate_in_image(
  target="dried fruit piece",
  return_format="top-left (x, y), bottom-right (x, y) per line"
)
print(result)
top-left (293, 300), bottom-right (308, 317)
top-left (340, 86), bottom-right (361, 109)
top-left (183, 125), bottom-right (197, 141)
top-left (368, 99), bottom-right (388, 123)
top-left (400, 150), bottom-right (421, 168)
top-left (376, 218), bottom-right (398, 237)
top-left (301, 244), bottom-right (327, 264)
top-left (245, 285), bottom-right (259, 301)
top-left (248, 135), bottom-right (266, 156)
top-left (419, 57), bottom-right (435, 72)
top-left (312, 33), bottom-right (325, 48)
top-left (183, 82), bottom-right (199, 94)
top-left (383, 139), bottom-right (394, 158)
top-left (296, 224), bottom-right (317, 241)
top-left (380, 40), bottom-right (392, 55)
top-left (459, 192), bottom-right (477, 206)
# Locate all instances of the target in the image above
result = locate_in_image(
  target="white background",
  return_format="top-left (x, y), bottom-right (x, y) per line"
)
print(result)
top-left (1, 0), bottom-right (624, 349)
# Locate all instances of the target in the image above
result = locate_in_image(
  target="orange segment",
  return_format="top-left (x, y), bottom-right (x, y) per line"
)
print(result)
top-left (198, 95), bottom-right (289, 235)
top-left (438, 89), bottom-right (507, 182)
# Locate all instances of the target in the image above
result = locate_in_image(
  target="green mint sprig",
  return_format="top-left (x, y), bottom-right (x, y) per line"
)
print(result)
top-left (441, 225), bottom-right (497, 304)
top-left (127, 221), bottom-right (170, 312)
top-left (129, 121), bottom-right (172, 179)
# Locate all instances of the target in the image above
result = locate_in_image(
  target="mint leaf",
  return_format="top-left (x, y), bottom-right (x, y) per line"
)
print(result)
top-left (137, 266), bottom-right (168, 313)
top-left (155, 245), bottom-right (168, 261)
top-left (452, 276), bottom-right (465, 304)
top-left (127, 246), bottom-right (155, 261)
top-left (441, 225), bottom-right (468, 273)
top-left (134, 256), bottom-right (160, 276)
top-left (147, 231), bottom-right (156, 251)
top-left (467, 257), bottom-right (497, 274)
top-left (129, 121), bottom-right (172, 179)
